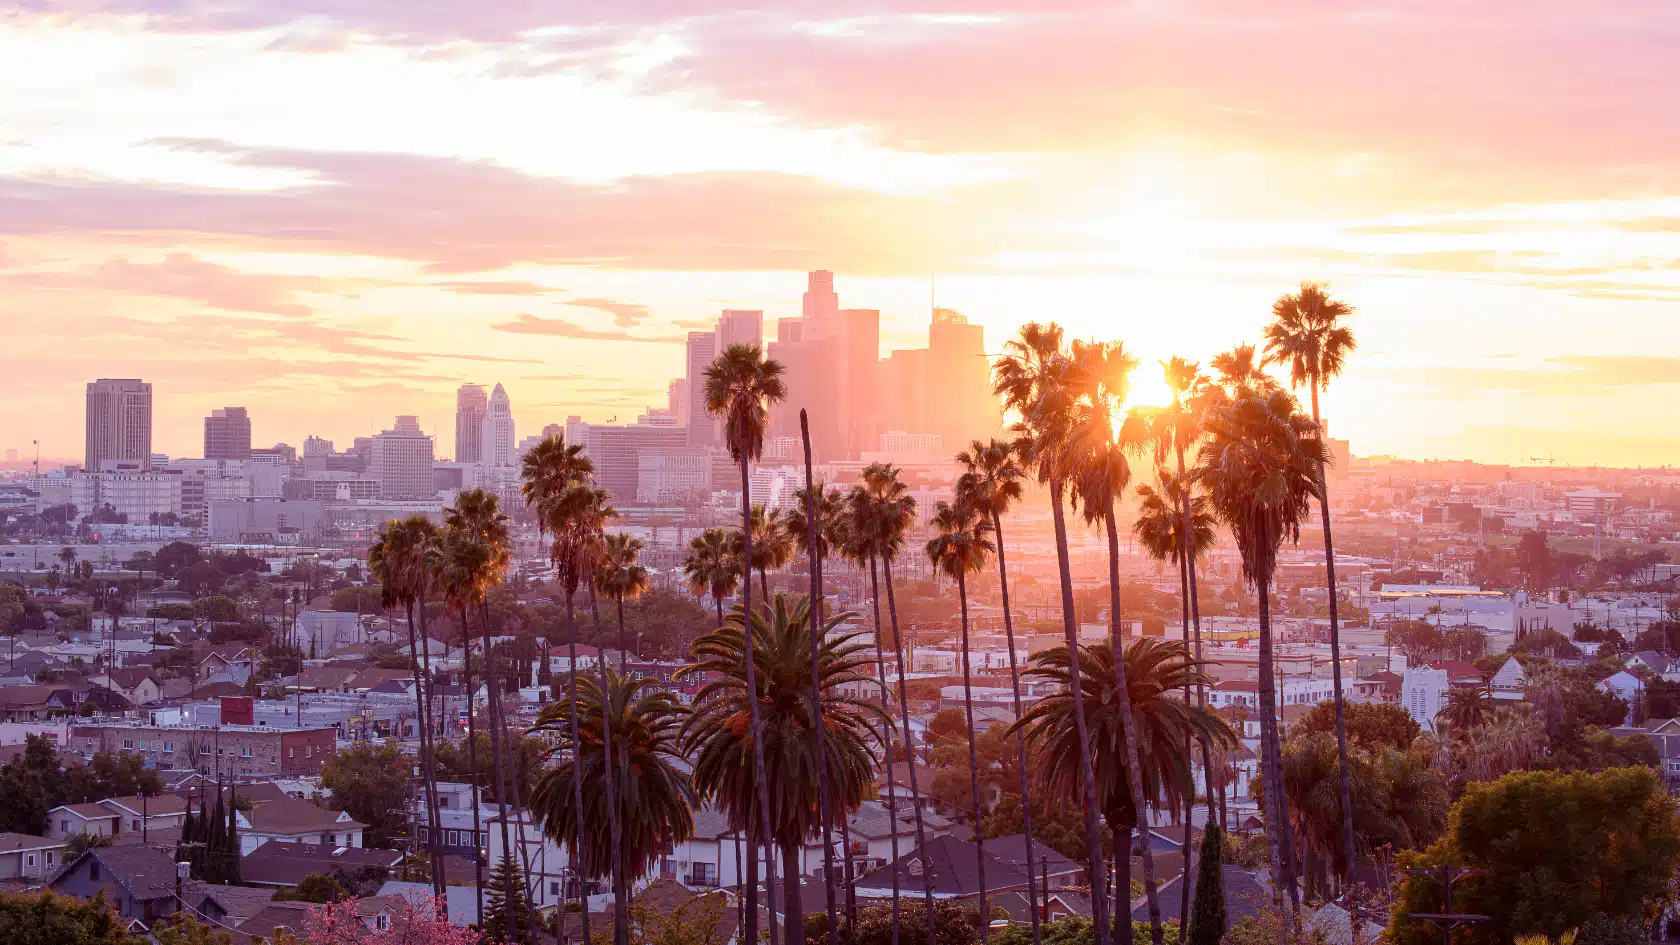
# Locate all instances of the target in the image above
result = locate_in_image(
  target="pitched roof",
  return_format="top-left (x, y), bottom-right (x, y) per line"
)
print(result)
top-left (0, 684), bottom-right (68, 707)
top-left (855, 835), bottom-right (1029, 898)
top-left (188, 681), bottom-right (250, 699)
top-left (1129, 864), bottom-right (1271, 923)
top-left (191, 882), bottom-right (278, 922)
top-left (234, 902), bottom-right (313, 940)
top-left (51, 802), bottom-right (120, 821)
top-left (55, 844), bottom-right (183, 900)
top-left (105, 667), bottom-right (159, 690)
top-left (981, 834), bottom-right (1080, 874)
top-left (240, 840), bottom-right (402, 887)
top-left (246, 797), bottom-right (363, 835)
top-left (102, 794), bottom-right (190, 818)
top-left (0, 832), bottom-right (65, 853)
top-left (296, 666), bottom-right (359, 690)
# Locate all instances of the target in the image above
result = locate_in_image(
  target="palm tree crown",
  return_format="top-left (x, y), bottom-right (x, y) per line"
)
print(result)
top-left (1261, 282), bottom-right (1357, 396)
top-left (704, 343), bottom-right (787, 465)
top-left (1132, 469), bottom-right (1216, 569)
top-left (682, 528), bottom-right (740, 622)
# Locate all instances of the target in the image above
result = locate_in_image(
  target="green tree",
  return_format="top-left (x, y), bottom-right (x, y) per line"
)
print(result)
top-left (274, 871), bottom-right (351, 903)
top-left (320, 741), bottom-right (410, 846)
top-left (1186, 825), bottom-right (1226, 945)
top-left (850, 900), bottom-right (982, 945)
top-left (595, 532), bottom-right (653, 660)
top-left (0, 889), bottom-right (146, 944)
top-left (529, 667), bottom-right (695, 897)
top-left (1391, 766), bottom-right (1680, 945)
top-left (680, 593), bottom-right (884, 945)
top-left (484, 854), bottom-right (534, 943)
top-left (682, 529), bottom-right (739, 628)
top-left (152, 914), bottom-right (233, 945)
top-left (0, 735), bottom-right (65, 833)
top-left (1292, 701), bottom-right (1419, 752)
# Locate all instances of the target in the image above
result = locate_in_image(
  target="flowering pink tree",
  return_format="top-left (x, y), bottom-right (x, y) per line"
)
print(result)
top-left (298, 893), bottom-right (483, 945)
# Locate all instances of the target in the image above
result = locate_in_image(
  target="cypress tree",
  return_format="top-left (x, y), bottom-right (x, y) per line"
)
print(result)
top-left (176, 801), bottom-right (198, 868)
top-left (205, 782), bottom-right (228, 883)
top-left (1186, 824), bottom-right (1226, 945)
top-left (225, 784), bottom-right (242, 884)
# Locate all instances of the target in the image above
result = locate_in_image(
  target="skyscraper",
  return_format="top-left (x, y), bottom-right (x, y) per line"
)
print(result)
top-left (802, 270), bottom-right (839, 338)
top-left (685, 331), bottom-right (718, 449)
top-left (85, 378), bottom-right (153, 472)
top-left (667, 378), bottom-right (688, 427)
top-left (370, 416), bottom-right (435, 500)
top-left (480, 383), bottom-right (516, 466)
top-left (455, 384), bottom-right (488, 463)
top-left (716, 309), bottom-right (765, 351)
top-left (838, 307), bottom-right (880, 458)
top-left (927, 308), bottom-right (997, 448)
top-left (203, 407), bottom-right (252, 460)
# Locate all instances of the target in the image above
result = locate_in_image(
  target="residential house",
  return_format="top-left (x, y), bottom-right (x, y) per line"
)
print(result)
top-left (92, 667), bottom-right (162, 705)
top-left (45, 802), bottom-right (122, 842)
top-left (101, 793), bottom-right (191, 836)
top-left (239, 797), bottom-right (367, 854)
top-left (1623, 718), bottom-right (1680, 787)
top-left (49, 844), bottom-right (186, 930)
top-left (1488, 656), bottom-right (1527, 701)
top-left (240, 840), bottom-right (401, 888)
top-left (0, 832), bottom-right (67, 882)
top-left (1628, 651), bottom-right (1672, 675)
top-left (378, 880), bottom-right (480, 928)
top-left (1598, 670), bottom-right (1645, 726)
top-left (853, 835), bottom-right (1045, 903)
top-left (0, 685), bottom-right (76, 722)
top-left (1129, 863), bottom-right (1271, 925)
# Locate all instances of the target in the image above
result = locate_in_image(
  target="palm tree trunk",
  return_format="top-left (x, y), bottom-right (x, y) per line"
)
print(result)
top-left (1103, 508), bottom-right (1163, 945)
top-left (740, 458), bottom-right (781, 945)
top-left (800, 410), bottom-right (841, 945)
top-left (1311, 383), bottom-right (1358, 937)
top-left (462, 608), bottom-right (487, 932)
top-left (760, 568), bottom-right (770, 607)
top-left (416, 613), bottom-right (447, 902)
top-left (881, 556), bottom-right (938, 945)
top-left (865, 556), bottom-right (902, 945)
top-left (989, 512), bottom-right (1042, 945)
top-left (746, 826), bottom-right (760, 945)
top-left (1174, 447), bottom-right (1217, 836)
top-left (782, 839), bottom-right (806, 945)
top-left (1113, 825), bottom-right (1132, 945)
top-left (616, 596), bottom-right (628, 663)
top-left (1255, 582), bottom-right (1292, 943)
top-left (1049, 480), bottom-right (1110, 945)
top-left (954, 569), bottom-right (991, 945)
top-left (481, 602), bottom-right (519, 945)
top-left (1176, 550), bottom-right (1194, 932)
top-left (560, 589), bottom-right (595, 945)
top-left (588, 593), bottom-right (628, 945)
top-left (406, 598), bottom-right (446, 905)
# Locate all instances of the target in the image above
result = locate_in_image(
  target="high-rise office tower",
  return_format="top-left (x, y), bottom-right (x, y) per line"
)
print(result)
top-left (455, 384), bottom-right (488, 463)
top-left (838, 308), bottom-right (880, 458)
top-left (878, 348), bottom-right (929, 435)
top-left (927, 308), bottom-right (997, 448)
top-left (802, 270), bottom-right (839, 339)
top-left (480, 383), bottom-right (516, 466)
top-left (203, 407), bottom-right (252, 460)
top-left (716, 309), bottom-right (764, 351)
top-left (85, 378), bottom-right (153, 472)
top-left (370, 416), bottom-right (435, 500)
top-left (667, 378), bottom-right (688, 427)
top-left (685, 331), bottom-right (718, 448)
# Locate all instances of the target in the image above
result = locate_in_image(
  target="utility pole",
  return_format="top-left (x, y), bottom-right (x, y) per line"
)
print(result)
top-left (1402, 866), bottom-right (1489, 945)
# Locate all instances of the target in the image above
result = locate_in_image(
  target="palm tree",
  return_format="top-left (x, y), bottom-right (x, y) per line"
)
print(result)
top-left (443, 489), bottom-right (524, 942)
top-left (596, 533), bottom-right (652, 660)
top-left (994, 322), bottom-right (1112, 945)
top-left (680, 594), bottom-right (885, 945)
top-left (683, 529), bottom-right (741, 627)
top-left (703, 341), bottom-right (788, 945)
top-left (1194, 386), bottom-right (1328, 928)
top-left (736, 504), bottom-right (796, 602)
top-left (1015, 639), bottom-right (1236, 945)
top-left (847, 464), bottom-right (935, 945)
top-left (1131, 466), bottom-right (1217, 926)
top-left (367, 516), bottom-right (447, 904)
top-left (925, 499), bottom-right (998, 945)
top-left (1262, 282), bottom-right (1358, 919)
top-left (522, 433), bottom-right (596, 680)
top-left (1436, 685), bottom-right (1494, 735)
top-left (953, 439), bottom-right (1043, 945)
top-left (436, 527), bottom-right (495, 928)
top-left (529, 666), bottom-right (696, 901)
top-left (1065, 339), bottom-right (1167, 945)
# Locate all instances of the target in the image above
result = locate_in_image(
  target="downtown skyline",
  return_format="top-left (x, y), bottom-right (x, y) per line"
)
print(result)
top-left (1, 2), bottom-right (1676, 467)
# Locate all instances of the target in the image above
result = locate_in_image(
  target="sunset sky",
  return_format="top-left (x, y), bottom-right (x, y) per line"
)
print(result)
top-left (3, 2), bottom-right (1676, 467)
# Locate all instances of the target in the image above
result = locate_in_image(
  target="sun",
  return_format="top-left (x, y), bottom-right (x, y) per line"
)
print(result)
top-left (1125, 364), bottom-right (1176, 411)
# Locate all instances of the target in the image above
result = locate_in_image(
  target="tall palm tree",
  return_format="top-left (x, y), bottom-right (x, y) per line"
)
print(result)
top-left (1016, 638), bottom-right (1236, 945)
top-left (529, 666), bottom-right (696, 902)
top-left (994, 322), bottom-right (1112, 945)
top-left (925, 499), bottom-right (999, 945)
top-left (703, 341), bottom-right (788, 945)
top-left (1132, 465), bottom-right (1217, 926)
top-left (797, 411), bottom-right (842, 945)
top-left (436, 527), bottom-right (495, 927)
top-left (736, 504), bottom-right (796, 602)
top-left (954, 438), bottom-right (1042, 945)
top-left (684, 529), bottom-right (741, 627)
top-left (1436, 685), bottom-right (1494, 735)
top-left (847, 465), bottom-right (935, 944)
top-left (596, 533), bottom-right (651, 660)
top-left (367, 516), bottom-right (447, 904)
top-left (443, 489), bottom-right (525, 942)
top-left (522, 433), bottom-right (595, 680)
top-left (1194, 387), bottom-right (1327, 930)
top-left (1065, 339), bottom-right (1168, 944)
top-left (1262, 282), bottom-right (1358, 922)
top-left (680, 595), bottom-right (885, 945)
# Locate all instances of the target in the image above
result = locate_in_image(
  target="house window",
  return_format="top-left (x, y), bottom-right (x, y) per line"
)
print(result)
top-left (200, 745), bottom-right (210, 755)
top-left (375, 914), bottom-right (389, 931)
top-left (242, 746), bottom-right (252, 757)
top-left (133, 819), bottom-right (141, 831)
top-left (164, 742), bottom-right (174, 752)
top-left (122, 740), bottom-right (134, 749)
top-left (61, 820), bottom-right (69, 832)
top-left (90, 863), bottom-right (100, 881)
top-left (45, 852), bottom-right (54, 865)
top-left (25, 854), bottom-right (35, 867)
top-left (550, 881), bottom-right (561, 895)
top-left (289, 748), bottom-right (295, 758)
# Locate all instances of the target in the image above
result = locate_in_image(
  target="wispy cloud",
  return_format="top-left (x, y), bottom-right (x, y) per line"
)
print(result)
top-left (489, 313), bottom-right (680, 343)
